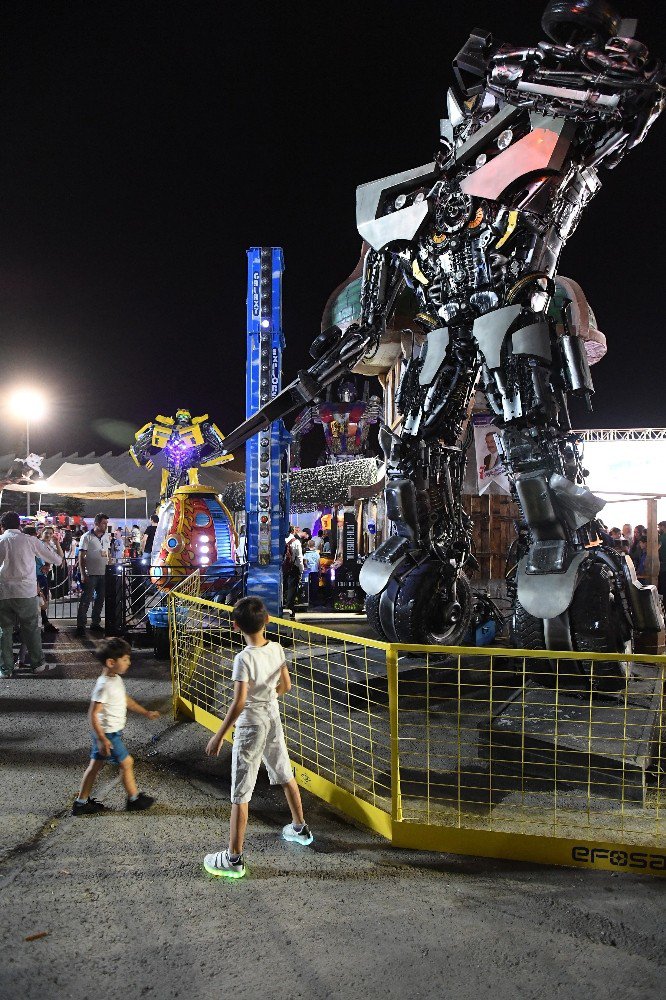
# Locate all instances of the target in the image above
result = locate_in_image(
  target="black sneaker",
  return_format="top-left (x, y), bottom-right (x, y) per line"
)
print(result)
top-left (72, 798), bottom-right (109, 816)
top-left (89, 625), bottom-right (104, 635)
top-left (74, 627), bottom-right (86, 638)
top-left (126, 792), bottom-right (155, 811)
top-left (43, 622), bottom-right (59, 634)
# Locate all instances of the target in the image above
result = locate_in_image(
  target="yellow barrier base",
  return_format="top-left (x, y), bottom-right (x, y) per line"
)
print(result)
top-left (390, 822), bottom-right (666, 876)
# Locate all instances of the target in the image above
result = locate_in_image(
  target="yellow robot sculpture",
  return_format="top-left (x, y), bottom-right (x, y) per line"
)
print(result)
top-left (130, 408), bottom-right (234, 505)
top-left (130, 409), bottom-right (237, 591)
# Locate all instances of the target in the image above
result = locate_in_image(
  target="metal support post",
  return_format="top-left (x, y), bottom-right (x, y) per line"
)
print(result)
top-left (386, 644), bottom-right (403, 824)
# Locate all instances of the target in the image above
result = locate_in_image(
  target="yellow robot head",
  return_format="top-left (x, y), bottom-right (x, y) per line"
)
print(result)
top-left (175, 408), bottom-right (192, 426)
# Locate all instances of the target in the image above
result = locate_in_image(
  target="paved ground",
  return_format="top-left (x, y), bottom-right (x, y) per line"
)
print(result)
top-left (0, 629), bottom-right (664, 1000)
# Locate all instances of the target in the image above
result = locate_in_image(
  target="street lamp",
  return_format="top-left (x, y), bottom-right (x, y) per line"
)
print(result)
top-left (8, 387), bottom-right (47, 517)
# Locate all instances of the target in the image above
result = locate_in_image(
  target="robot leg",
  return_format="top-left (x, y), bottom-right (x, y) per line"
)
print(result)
top-left (478, 312), bottom-right (646, 681)
top-left (361, 330), bottom-right (478, 644)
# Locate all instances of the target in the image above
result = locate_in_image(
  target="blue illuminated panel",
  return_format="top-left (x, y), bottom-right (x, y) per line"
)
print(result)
top-left (245, 247), bottom-right (290, 614)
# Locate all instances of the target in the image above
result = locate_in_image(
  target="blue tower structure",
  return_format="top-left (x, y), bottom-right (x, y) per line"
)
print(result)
top-left (245, 247), bottom-right (290, 614)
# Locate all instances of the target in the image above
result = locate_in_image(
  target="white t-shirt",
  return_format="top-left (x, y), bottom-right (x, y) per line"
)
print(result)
top-left (90, 673), bottom-right (127, 732)
top-left (231, 641), bottom-right (286, 725)
top-left (80, 530), bottom-right (111, 576)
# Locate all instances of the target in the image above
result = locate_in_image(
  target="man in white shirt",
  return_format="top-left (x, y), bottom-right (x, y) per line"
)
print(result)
top-left (76, 513), bottom-right (111, 637)
top-left (0, 511), bottom-right (64, 677)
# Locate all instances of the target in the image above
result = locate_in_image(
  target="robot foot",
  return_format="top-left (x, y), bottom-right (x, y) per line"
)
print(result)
top-left (367, 559), bottom-right (473, 646)
top-left (512, 556), bottom-right (632, 692)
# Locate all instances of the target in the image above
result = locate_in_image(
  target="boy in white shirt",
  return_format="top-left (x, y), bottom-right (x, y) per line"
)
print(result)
top-left (73, 637), bottom-right (160, 815)
top-left (203, 596), bottom-right (313, 878)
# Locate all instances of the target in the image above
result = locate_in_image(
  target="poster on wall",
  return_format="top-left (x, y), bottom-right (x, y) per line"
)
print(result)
top-left (473, 414), bottom-right (510, 495)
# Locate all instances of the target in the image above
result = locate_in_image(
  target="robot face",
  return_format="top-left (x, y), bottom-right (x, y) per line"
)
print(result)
top-left (337, 381), bottom-right (356, 404)
top-left (175, 409), bottom-right (192, 425)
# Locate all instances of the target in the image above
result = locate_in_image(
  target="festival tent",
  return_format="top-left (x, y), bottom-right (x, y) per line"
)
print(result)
top-left (2, 462), bottom-right (148, 520)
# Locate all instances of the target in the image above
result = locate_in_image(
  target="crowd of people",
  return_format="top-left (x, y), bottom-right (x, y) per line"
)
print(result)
top-left (0, 511), bottom-right (160, 676)
top-left (282, 525), bottom-right (332, 617)
top-left (601, 520), bottom-right (666, 590)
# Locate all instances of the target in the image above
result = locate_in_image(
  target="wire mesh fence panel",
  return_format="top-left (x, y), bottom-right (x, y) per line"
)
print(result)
top-left (393, 645), bottom-right (665, 849)
top-left (167, 579), bottom-right (665, 872)
top-left (169, 590), bottom-right (393, 814)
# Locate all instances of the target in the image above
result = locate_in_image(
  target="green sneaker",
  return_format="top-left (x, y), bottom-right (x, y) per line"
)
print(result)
top-left (204, 849), bottom-right (246, 879)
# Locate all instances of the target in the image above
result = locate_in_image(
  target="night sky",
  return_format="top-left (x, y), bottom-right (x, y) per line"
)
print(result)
top-left (1, 0), bottom-right (665, 463)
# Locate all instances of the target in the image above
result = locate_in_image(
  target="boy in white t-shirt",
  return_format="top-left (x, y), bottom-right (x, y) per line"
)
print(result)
top-left (72, 637), bottom-right (160, 815)
top-left (203, 596), bottom-right (313, 879)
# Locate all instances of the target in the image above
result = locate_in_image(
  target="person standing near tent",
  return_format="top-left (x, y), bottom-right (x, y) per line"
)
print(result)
top-left (0, 511), bottom-right (64, 677)
top-left (76, 513), bottom-right (110, 637)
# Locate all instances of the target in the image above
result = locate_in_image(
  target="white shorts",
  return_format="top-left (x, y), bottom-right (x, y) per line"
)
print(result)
top-left (230, 711), bottom-right (293, 804)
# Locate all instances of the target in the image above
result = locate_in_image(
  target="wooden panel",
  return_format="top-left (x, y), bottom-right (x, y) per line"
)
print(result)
top-left (463, 494), bottom-right (519, 584)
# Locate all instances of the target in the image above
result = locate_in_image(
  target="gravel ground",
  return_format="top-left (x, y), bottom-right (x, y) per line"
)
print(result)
top-left (0, 633), bottom-right (664, 1000)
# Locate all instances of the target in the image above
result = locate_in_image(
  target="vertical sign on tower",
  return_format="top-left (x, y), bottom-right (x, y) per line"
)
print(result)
top-left (245, 247), bottom-right (289, 614)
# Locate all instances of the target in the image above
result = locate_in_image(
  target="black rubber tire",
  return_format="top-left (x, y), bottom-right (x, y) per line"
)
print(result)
top-left (511, 600), bottom-right (572, 687)
top-left (364, 592), bottom-right (390, 641)
top-left (568, 559), bottom-right (630, 692)
top-left (542, 0), bottom-right (621, 46)
top-left (511, 601), bottom-right (545, 650)
top-left (391, 563), bottom-right (474, 646)
top-left (513, 561), bottom-right (630, 691)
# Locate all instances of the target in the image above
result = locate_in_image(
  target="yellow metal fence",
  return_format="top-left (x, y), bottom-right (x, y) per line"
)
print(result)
top-left (168, 579), bottom-right (666, 877)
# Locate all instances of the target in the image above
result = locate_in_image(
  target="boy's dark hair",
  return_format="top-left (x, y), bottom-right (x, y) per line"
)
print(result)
top-left (94, 513), bottom-right (108, 525)
top-left (151, 514), bottom-right (159, 524)
top-left (94, 636), bottom-right (132, 664)
top-left (232, 596), bottom-right (268, 634)
top-left (23, 525), bottom-right (37, 536)
top-left (1, 511), bottom-right (20, 529)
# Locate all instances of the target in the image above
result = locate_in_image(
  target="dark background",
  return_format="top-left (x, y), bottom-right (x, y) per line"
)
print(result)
top-left (0, 0), bottom-right (664, 462)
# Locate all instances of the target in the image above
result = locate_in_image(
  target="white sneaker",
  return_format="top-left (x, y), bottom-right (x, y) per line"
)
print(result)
top-left (34, 662), bottom-right (55, 674)
top-left (282, 822), bottom-right (314, 846)
top-left (203, 849), bottom-right (246, 879)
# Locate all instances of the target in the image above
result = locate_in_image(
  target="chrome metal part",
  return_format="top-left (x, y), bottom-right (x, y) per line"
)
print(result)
top-left (517, 551), bottom-right (588, 620)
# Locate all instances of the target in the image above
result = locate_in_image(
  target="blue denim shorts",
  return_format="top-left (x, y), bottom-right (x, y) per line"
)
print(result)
top-left (91, 730), bottom-right (129, 764)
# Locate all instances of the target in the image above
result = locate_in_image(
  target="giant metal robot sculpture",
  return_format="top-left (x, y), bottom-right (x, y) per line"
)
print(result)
top-left (220, 1), bottom-right (665, 679)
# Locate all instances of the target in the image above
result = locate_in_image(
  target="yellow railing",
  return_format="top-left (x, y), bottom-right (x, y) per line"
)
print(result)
top-left (167, 582), bottom-right (666, 877)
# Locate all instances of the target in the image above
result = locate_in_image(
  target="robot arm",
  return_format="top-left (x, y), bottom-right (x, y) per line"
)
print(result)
top-left (289, 405), bottom-right (317, 469)
top-left (220, 323), bottom-right (376, 455)
top-left (221, 251), bottom-right (406, 456)
top-left (199, 420), bottom-right (235, 467)
top-left (486, 30), bottom-right (664, 167)
top-left (130, 422), bottom-right (159, 470)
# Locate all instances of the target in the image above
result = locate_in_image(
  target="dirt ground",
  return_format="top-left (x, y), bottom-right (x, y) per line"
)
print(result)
top-left (0, 635), bottom-right (664, 1000)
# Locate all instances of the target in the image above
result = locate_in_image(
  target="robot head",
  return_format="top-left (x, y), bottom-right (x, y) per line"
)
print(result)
top-left (541, 1), bottom-right (624, 48)
top-left (175, 409), bottom-right (192, 426)
top-left (337, 380), bottom-right (357, 404)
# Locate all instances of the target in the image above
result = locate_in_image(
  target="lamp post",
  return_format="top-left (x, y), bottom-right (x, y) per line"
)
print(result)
top-left (8, 388), bottom-right (46, 517)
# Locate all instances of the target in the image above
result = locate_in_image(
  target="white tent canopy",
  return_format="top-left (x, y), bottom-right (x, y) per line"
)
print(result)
top-left (2, 462), bottom-right (147, 519)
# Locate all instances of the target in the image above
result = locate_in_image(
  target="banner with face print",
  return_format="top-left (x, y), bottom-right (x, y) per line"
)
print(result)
top-left (473, 414), bottom-right (510, 495)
